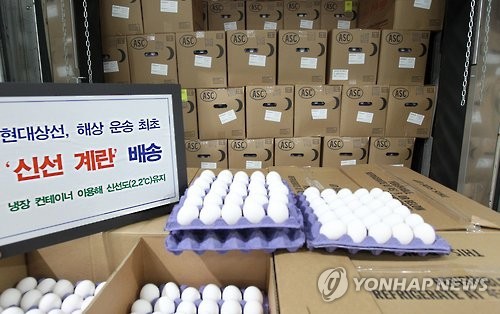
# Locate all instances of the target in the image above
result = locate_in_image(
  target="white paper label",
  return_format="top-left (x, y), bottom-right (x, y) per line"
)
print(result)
top-left (151, 63), bottom-right (168, 76)
top-left (246, 160), bottom-right (263, 169)
top-left (219, 110), bottom-right (237, 124)
top-left (472, 111), bottom-right (482, 123)
top-left (356, 111), bottom-right (374, 123)
top-left (311, 109), bottom-right (328, 120)
top-left (224, 21), bottom-right (238, 31)
top-left (414, 0), bottom-right (432, 9)
top-left (392, 164), bottom-right (404, 167)
top-left (103, 61), bottom-right (119, 73)
top-left (196, 32), bottom-right (205, 38)
top-left (332, 69), bottom-right (349, 80)
top-left (337, 20), bottom-right (351, 29)
top-left (476, 157), bottom-right (494, 169)
top-left (300, 19), bottom-right (314, 29)
top-left (301, 57), bottom-right (318, 69)
top-left (265, 110), bottom-right (282, 122)
top-left (348, 53), bottom-right (365, 65)
top-left (160, 0), bottom-right (178, 13)
top-left (249, 54), bottom-right (266, 67)
top-left (264, 21), bottom-right (278, 30)
top-left (201, 162), bottom-right (217, 169)
top-left (399, 57), bottom-right (416, 69)
top-left (194, 55), bottom-right (212, 68)
top-left (111, 5), bottom-right (129, 19)
top-left (341, 159), bottom-right (357, 166)
top-left (407, 112), bottom-right (425, 125)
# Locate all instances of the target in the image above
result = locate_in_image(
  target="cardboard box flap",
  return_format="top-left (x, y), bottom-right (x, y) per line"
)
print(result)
top-left (0, 255), bottom-right (27, 292)
top-left (307, 167), bottom-right (361, 191)
top-left (270, 166), bottom-right (314, 193)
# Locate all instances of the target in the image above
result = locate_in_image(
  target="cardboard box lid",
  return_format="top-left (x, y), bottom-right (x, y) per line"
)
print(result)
top-left (0, 255), bottom-right (27, 292)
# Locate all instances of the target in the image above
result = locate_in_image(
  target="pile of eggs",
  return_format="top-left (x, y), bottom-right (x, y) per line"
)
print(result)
top-left (131, 282), bottom-right (265, 314)
top-left (303, 187), bottom-right (437, 245)
top-left (0, 277), bottom-right (105, 314)
top-left (176, 170), bottom-right (290, 226)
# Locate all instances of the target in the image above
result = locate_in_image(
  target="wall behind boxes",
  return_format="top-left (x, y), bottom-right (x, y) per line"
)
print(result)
top-left (99, 0), bottom-right (445, 170)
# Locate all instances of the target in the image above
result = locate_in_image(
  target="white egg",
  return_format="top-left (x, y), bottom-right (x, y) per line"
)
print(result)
top-left (268, 193), bottom-right (289, 205)
top-left (177, 204), bottom-right (199, 226)
top-left (303, 187), bottom-right (320, 200)
top-left (199, 204), bottom-right (222, 225)
top-left (218, 169), bottom-right (234, 179)
top-left (203, 193), bottom-right (224, 206)
top-left (362, 213), bottom-right (381, 229)
top-left (405, 213), bottom-right (425, 228)
top-left (268, 183), bottom-right (289, 195)
top-left (359, 194), bottom-right (374, 205)
top-left (369, 187), bottom-right (384, 197)
top-left (333, 206), bottom-right (352, 218)
top-left (154, 296), bottom-right (175, 313)
top-left (413, 223), bottom-right (436, 245)
top-left (392, 223), bottom-right (414, 245)
top-left (312, 203), bottom-right (331, 218)
top-left (94, 282), bottom-right (106, 296)
top-left (61, 294), bottom-right (83, 313)
top-left (327, 198), bottom-right (344, 210)
top-left (374, 206), bottom-right (392, 218)
top-left (198, 299), bottom-right (219, 314)
top-left (243, 201), bottom-right (266, 224)
top-left (1, 307), bottom-right (23, 314)
top-left (309, 197), bottom-right (327, 209)
top-left (368, 222), bottom-right (392, 244)
top-left (234, 171), bottom-right (250, 183)
top-left (247, 184), bottom-right (267, 197)
top-left (221, 203), bottom-right (243, 225)
top-left (140, 283), bottom-right (160, 303)
top-left (176, 300), bottom-right (197, 314)
top-left (340, 194), bottom-right (356, 204)
top-left (323, 194), bottom-right (338, 205)
top-left (386, 198), bottom-right (402, 209)
top-left (47, 310), bottom-right (65, 314)
top-left (131, 299), bottom-right (153, 314)
top-left (266, 170), bottom-right (282, 182)
top-left (248, 193), bottom-right (269, 206)
top-left (224, 193), bottom-right (244, 207)
top-left (353, 188), bottom-right (370, 198)
top-left (353, 206), bottom-right (371, 219)
top-left (161, 282), bottom-right (180, 300)
top-left (243, 286), bottom-right (263, 303)
top-left (250, 171), bottom-right (266, 182)
top-left (193, 177), bottom-right (211, 191)
top-left (382, 213), bottom-right (404, 227)
top-left (346, 199), bottom-right (363, 210)
top-left (340, 213), bottom-right (358, 225)
top-left (187, 184), bottom-right (206, 198)
top-left (317, 210), bottom-right (338, 225)
top-left (229, 183), bottom-right (248, 197)
top-left (220, 300), bottom-right (242, 314)
top-left (336, 188), bottom-right (353, 199)
top-left (72, 310), bottom-right (82, 314)
top-left (0, 288), bottom-right (21, 308)
top-left (319, 219), bottom-right (347, 240)
top-left (267, 202), bottom-right (289, 223)
top-left (20, 289), bottom-right (43, 311)
top-left (74, 280), bottom-right (96, 299)
top-left (81, 296), bottom-right (94, 310)
top-left (368, 200), bottom-right (384, 211)
top-left (378, 191), bottom-right (394, 203)
top-left (181, 287), bottom-right (200, 302)
top-left (222, 285), bottom-right (242, 302)
top-left (25, 309), bottom-right (45, 314)
top-left (202, 284), bottom-right (221, 301)
top-left (320, 188), bottom-right (336, 199)
top-left (37, 278), bottom-right (57, 294)
top-left (347, 220), bottom-right (367, 243)
top-left (200, 170), bottom-right (216, 181)
top-left (16, 277), bottom-right (37, 294)
top-left (183, 195), bottom-right (204, 208)
top-left (208, 184), bottom-right (228, 198)
top-left (38, 293), bottom-right (62, 312)
top-left (243, 300), bottom-right (264, 314)
top-left (392, 205), bottom-right (411, 218)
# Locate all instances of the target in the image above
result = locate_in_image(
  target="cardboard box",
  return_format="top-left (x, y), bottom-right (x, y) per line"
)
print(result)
top-left (127, 33), bottom-right (178, 84)
top-left (385, 85), bottom-right (436, 138)
top-left (88, 237), bottom-right (277, 314)
top-left (207, 0), bottom-right (246, 31)
top-left (368, 137), bottom-right (415, 168)
top-left (283, 0), bottom-right (322, 29)
top-left (377, 30), bottom-right (430, 85)
top-left (227, 30), bottom-right (277, 87)
top-left (141, 0), bottom-right (204, 33)
top-left (196, 88), bottom-right (246, 140)
top-left (228, 138), bottom-right (275, 169)
top-left (101, 36), bottom-right (131, 84)
top-left (246, 1), bottom-right (284, 30)
top-left (176, 31), bottom-right (227, 88)
top-left (181, 89), bottom-right (198, 140)
top-left (320, 0), bottom-right (359, 30)
top-left (327, 29), bottom-right (381, 85)
top-left (293, 85), bottom-right (342, 137)
top-left (184, 139), bottom-right (228, 169)
top-left (322, 136), bottom-right (370, 167)
top-left (202, 0), bottom-right (209, 30)
top-left (278, 30), bottom-right (328, 85)
top-left (246, 85), bottom-right (294, 139)
top-left (99, 0), bottom-right (143, 36)
top-left (274, 137), bottom-right (321, 167)
top-left (339, 85), bottom-right (389, 137)
top-left (358, 0), bottom-right (446, 31)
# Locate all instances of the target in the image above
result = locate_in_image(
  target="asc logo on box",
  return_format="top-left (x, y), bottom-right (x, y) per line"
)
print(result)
top-left (230, 32), bottom-right (248, 45)
top-left (386, 32), bottom-right (403, 45)
top-left (298, 87), bottom-right (316, 99)
top-left (248, 2), bottom-right (263, 12)
top-left (374, 138), bottom-right (390, 150)
top-left (392, 88), bottom-right (409, 100)
top-left (278, 139), bottom-right (295, 151)
top-left (179, 34), bottom-right (197, 48)
top-left (249, 88), bottom-right (267, 100)
top-left (327, 138), bottom-right (344, 150)
top-left (130, 37), bottom-right (148, 50)
top-left (282, 32), bottom-right (300, 45)
top-left (231, 140), bottom-right (248, 151)
top-left (200, 90), bottom-right (217, 102)
top-left (185, 141), bottom-right (201, 152)
top-left (336, 32), bottom-right (353, 44)
top-left (346, 87), bottom-right (363, 99)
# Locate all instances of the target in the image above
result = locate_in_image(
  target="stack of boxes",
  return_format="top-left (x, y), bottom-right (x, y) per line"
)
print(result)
top-left (99, 0), bottom-right (445, 170)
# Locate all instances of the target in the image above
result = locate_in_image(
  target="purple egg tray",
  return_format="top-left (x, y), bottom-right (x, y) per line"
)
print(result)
top-left (165, 228), bottom-right (305, 255)
top-left (297, 194), bottom-right (452, 256)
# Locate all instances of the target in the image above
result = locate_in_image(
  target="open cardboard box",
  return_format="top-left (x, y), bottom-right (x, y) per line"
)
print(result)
top-left (87, 237), bottom-right (277, 313)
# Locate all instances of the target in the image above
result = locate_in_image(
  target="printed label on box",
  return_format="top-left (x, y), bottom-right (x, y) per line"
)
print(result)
top-left (472, 111), bottom-right (482, 123)
top-left (345, 1), bottom-right (353, 11)
top-left (103, 61), bottom-right (119, 73)
top-left (219, 110), bottom-right (237, 124)
top-left (301, 57), bottom-right (318, 69)
top-left (332, 69), bottom-right (349, 80)
top-left (201, 162), bottom-right (217, 169)
top-left (151, 63), bottom-right (168, 76)
top-left (246, 160), bottom-right (263, 169)
top-left (160, 0), bottom-right (179, 13)
top-left (224, 21), bottom-right (238, 31)
top-left (265, 110), bottom-right (282, 122)
top-left (407, 112), bottom-right (425, 125)
top-left (195, 55), bottom-right (212, 68)
top-left (414, 0), bottom-right (432, 10)
top-left (356, 111), bottom-right (374, 123)
top-left (341, 159), bottom-right (357, 166)
top-left (264, 21), bottom-right (278, 30)
top-left (399, 57), bottom-right (416, 69)
top-left (348, 53), bottom-right (365, 65)
top-left (196, 32), bottom-right (205, 38)
top-left (337, 20), bottom-right (351, 29)
top-left (249, 54), bottom-right (267, 67)
top-left (300, 19), bottom-right (314, 29)
top-left (111, 5), bottom-right (129, 19)
top-left (311, 109), bottom-right (328, 120)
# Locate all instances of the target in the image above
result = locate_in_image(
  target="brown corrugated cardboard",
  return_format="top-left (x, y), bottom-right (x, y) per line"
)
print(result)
top-left (339, 85), bottom-right (389, 137)
top-left (176, 31), bottom-right (227, 88)
top-left (358, 0), bottom-right (446, 31)
top-left (100, 0), bottom-right (143, 36)
top-left (385, 86), bottom-right (436, 138)
top-left (127, 33), bottom-right (178, 84)
top-left (228, 138), bottom-right (274, 169)
top-left (207, 0), bottom-right (246, 31)
top-left (181, 89), bottom-right (198, 140)
top-left (274, 137), bottom-right (321, 167)
top-left (322, 136), bottom-right (370, 167)
top-left (227, 30), bottom-right (277, 87)
top-left (141, 0), bottom-right (204, 33)
top-left (307, 166), bottom-right (361, 190)
top-left (327, 29), bottom-right (380, 85)
top-left (246, 85), bottom-right (294, 138)
top-left (320, 0), bottom-right (359, 30)
top-left (101, 36), bottom-right (131, 84)
top-left (184, 139), bottom-right (228, 169)
top-left (368, 137), bottom-right (415, 168)
top-left (88, 237), bottom-right (277, 314)
top-left (269, 166), bottom-right (315, 193)
top-left (197, 88), bottom-right (246, 140)
top-left (377, 30), bottom-right (430, 85)
top-left (293, 85), bottom-right (342, 137)
top-left (283, 0), bottom-right (322, 29)
top-left (246, 1), bottom-right (284, 30)
top-left (202, 0), bottom-right (209, 30)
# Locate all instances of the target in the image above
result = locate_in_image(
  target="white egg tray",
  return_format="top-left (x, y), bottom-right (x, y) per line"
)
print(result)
top-left (298, 195), bottom-right (452, 256)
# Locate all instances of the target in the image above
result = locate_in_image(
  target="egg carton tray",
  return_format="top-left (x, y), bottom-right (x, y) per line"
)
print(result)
top-left (166, 190), bottom-right (303, 232)
top-left (165, 228), bottom-right (305, 255)
top-left (298, 195), bottom-right (452, 256)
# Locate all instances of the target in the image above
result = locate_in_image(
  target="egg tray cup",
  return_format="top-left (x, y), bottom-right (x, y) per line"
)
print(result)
top-left (165, 227), bottom-right (306, 255)
top-left (298, 194), bottom-right (452, 256)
